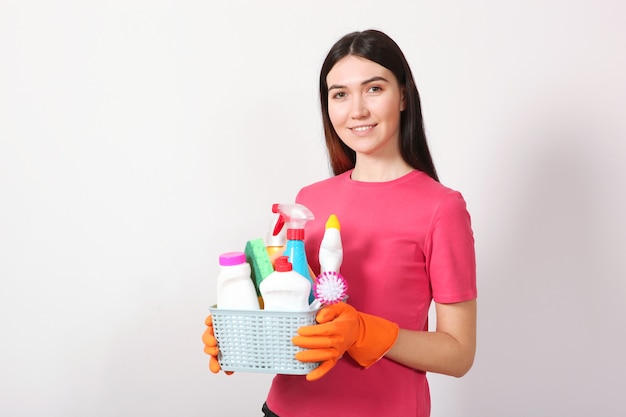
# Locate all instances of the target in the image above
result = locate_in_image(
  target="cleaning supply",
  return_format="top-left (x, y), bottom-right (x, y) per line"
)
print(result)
top-left (244, 238), bottom-right (274, 295)
top-left (293, 302), bottom-right (400, 381)
top-left (314, 214), bottom-right (348, 305)
top-left (272, 203), bottom-right (315, 303)
top-left (260, 256), bottom-right (311, 312)
top-left (314, 271), bottom-right (348, 305)
top-left (265, 213), bottom-right (286, 266)
top-left (216, 251), bottom-right (260, 310)
top-left (318, 214), bottom-right (343, 274)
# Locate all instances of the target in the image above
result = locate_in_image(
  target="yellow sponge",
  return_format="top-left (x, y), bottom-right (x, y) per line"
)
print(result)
top-left (245, 238), bottom-right (274, 295)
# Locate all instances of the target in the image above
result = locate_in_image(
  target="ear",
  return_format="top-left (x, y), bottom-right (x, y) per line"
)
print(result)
top-left (400, 87), bottom-right (407, 111)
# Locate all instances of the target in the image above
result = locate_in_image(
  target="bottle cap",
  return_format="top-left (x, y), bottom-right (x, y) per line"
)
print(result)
top-left (325, 214), bottom-right (340, 230)
top-left (219, 251), bottom-right (246, 266)
top-left (274, 256), bottom-right (293, 272)
top-left (287, 228), bottom-right (305, 240)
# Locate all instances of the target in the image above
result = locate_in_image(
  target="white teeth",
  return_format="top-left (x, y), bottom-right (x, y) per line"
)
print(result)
top-left (352, 125), bottom-right (372, 132)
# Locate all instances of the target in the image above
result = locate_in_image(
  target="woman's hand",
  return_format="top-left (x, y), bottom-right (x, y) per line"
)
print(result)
top-left (293, 302), bottom-right (399, 381)
top-left (202, 315), bottom-right (233, 375)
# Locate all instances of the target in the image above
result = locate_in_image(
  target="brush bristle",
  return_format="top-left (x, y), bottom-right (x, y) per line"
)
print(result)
top-left (314, 271), bottom-right (348, 305)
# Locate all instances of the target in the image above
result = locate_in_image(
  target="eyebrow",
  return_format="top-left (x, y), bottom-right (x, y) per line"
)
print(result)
top-left (328, 76), bottom-right (390, 91)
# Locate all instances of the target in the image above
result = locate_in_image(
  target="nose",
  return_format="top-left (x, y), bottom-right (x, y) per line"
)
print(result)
top-left (350, 96), bottom-right (369, 119)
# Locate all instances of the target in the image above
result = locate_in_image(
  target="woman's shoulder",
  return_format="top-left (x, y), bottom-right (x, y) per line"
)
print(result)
top-left (402, 170), bottom-right (463, 197)
top-left (297, 171), bottom-right (351, 196)
top-left (395, 172), bottom-right (470, 219)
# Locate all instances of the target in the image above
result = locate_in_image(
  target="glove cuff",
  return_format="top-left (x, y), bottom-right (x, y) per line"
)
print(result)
top-left (347, 312), bottom-right (399, 368)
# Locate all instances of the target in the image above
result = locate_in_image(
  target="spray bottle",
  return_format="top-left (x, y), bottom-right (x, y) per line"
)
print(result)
top-left (265, 212), bottom-right (287, 266)
top-left (272, 203), bottom-right (315, 303)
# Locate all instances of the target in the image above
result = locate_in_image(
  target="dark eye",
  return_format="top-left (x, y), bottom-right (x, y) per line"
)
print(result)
top-left (368, 86), bottom-right (382, 93)
top-left (332, 91), bottom-right (347, 99)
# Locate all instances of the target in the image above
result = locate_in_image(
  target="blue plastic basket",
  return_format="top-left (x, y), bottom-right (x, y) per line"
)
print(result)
top-left (209, 306), bottom-right (320, 375)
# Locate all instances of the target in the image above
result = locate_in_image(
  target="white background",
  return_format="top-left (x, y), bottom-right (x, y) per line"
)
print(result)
top-left (1, 1), bottom-right (625, 416)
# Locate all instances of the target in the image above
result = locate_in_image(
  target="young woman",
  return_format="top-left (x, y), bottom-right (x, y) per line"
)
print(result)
top-left (204, 29), bottom-right (477, 417)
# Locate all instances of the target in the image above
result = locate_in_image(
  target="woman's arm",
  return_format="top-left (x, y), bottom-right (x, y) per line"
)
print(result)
top-left (385, 299), bottom-right (477, 377)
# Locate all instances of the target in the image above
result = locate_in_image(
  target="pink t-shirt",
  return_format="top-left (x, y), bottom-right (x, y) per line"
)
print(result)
top-left (266, 170), bottom-right (477, 417)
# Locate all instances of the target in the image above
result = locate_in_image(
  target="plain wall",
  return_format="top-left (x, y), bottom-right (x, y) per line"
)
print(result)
top-left (1, 1), bottom-right (625, 416)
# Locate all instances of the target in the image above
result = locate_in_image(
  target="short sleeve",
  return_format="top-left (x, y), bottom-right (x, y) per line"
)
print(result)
top-left (425, 191), bottom-right (477, 303)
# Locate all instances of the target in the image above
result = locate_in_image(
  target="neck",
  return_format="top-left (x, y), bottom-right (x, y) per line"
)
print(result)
top-left (351, 157), bottom-right (414, 182)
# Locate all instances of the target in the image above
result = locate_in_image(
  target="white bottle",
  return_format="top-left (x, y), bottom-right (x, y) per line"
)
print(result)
top-left (319, 214), bottom-right (343, 273)
top-left (216, 251), bottom-right (260, 310)
top-left (260, 256), bottom-right (311, 312)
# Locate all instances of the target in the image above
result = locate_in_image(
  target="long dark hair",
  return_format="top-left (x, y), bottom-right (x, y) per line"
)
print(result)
top-left (319, 30), bottom-right (439, 181)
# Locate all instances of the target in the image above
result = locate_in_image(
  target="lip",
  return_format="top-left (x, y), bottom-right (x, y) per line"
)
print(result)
top-left (349, 124), bottom-right (376, 134)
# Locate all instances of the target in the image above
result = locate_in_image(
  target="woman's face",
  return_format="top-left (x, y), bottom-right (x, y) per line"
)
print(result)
top-left (326, 55), bottom-right (405, 160)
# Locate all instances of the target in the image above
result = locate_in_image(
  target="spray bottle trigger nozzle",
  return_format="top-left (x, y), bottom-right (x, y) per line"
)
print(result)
top-left (272, 204), bottom-right (285, 236)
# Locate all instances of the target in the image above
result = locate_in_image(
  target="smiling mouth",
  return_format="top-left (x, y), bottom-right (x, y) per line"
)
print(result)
top-left (350, 124), bottom-right (376, 132)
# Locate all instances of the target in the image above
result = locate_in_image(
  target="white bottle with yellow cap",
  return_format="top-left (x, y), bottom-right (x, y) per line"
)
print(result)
top-left (319, 214), bottom-right (343, 274)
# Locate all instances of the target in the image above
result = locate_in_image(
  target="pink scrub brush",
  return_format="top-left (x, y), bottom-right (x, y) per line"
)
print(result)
top-left (314, 271), bottom-right (348, 305)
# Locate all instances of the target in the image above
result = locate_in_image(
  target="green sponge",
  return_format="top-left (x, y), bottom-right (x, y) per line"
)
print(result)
top-left (245, 238), bottom-right (274, 295)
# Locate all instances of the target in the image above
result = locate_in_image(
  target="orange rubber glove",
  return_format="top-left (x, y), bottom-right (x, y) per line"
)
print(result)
top-left (292, 302), bottom-right (399, 381)
top-left (202, 315), bottom-right (233, 375)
